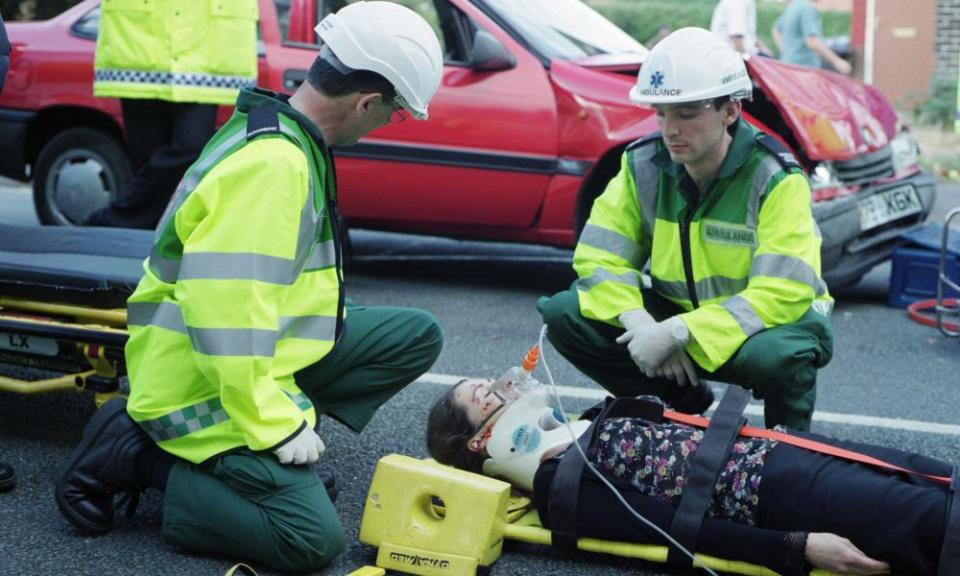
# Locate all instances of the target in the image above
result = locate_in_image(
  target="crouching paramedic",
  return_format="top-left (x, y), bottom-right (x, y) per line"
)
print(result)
top-left (538, 27), bottom-right (833, 430)
top-left (54, 3), bottom-right (444, 571)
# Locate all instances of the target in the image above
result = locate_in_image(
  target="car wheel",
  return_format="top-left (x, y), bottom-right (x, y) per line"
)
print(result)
top-left (32, 127), bottom-right (132, 226)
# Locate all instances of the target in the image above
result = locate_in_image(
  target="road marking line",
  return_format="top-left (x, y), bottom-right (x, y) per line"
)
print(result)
top-left (415, 372), bottom-right (960, 436)
top-left (355, 254), bottom-right (572, 263)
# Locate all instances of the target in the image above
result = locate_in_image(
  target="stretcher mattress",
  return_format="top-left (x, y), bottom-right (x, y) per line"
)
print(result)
top-left (0, 224), bottom-right (152, 308)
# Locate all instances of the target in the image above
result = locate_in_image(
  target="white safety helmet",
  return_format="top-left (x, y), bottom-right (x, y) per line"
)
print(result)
top-left (629, 27), bottom-right (752, 106)
top-left (314, 1), bottom-right (443, 120)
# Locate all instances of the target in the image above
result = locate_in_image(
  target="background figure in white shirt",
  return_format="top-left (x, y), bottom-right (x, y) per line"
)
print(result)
top-left (711, 0), bottom-right (771, 55)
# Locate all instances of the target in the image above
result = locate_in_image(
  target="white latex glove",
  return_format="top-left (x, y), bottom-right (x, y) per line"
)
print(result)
top-left (273, 425), bottom-right (326, 465)
top-left (654, 348), bottom-right (699, 388)
top-left (618, 308), bottom-right (656, 333)
top-left (805, 533), bottom-right (890, 575)
top-left (616, 316), bottom-right (686, 377)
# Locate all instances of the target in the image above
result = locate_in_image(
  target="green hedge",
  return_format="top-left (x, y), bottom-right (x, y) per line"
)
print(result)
top-left (583, 0), bottom-right (851, 57)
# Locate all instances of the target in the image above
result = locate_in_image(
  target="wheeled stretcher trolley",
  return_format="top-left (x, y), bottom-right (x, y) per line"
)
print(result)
top-left (937, 208), bottom-right (960, 337)
top-left (0, 223), bottom-right (152, 406)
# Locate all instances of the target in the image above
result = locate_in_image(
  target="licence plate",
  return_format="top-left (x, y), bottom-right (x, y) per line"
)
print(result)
top-left (0, 332), bottom-right (59, 356)
top-left (858, 185), bottom-right (922, 231)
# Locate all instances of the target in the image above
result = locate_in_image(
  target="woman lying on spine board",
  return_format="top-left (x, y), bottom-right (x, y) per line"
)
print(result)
top-left (426, 376), bottom-right (953, 576)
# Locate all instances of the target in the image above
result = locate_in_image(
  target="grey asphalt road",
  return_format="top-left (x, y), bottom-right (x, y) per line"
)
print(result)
top-left (0, 179), bottom-right (959, 576)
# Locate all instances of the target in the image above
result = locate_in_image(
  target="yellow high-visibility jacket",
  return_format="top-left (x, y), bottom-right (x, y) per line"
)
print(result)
top-left (125, 88), bottom-right (344, 463)
top-left (94, 0), bottom-right (258, 105)
top-left (575, 120), bottom-right (833, 372)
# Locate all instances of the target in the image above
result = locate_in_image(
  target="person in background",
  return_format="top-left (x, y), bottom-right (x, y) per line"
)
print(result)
top-left (83, 0), bottom-right (259, 228)
top-left (645, 24), bottom-right (673, 50)
top-left (56, 2), bottom-right (444, 571)
top-left (710, 0), bottom-right (772, 55)
top-left (772, 0), bottom-right (852, 75)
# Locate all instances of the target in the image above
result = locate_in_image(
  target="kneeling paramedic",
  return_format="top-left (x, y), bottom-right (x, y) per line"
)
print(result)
top-left (54, 3), bottom-right (444, 571)
top-left (539, 27), bottom-right (833, 430)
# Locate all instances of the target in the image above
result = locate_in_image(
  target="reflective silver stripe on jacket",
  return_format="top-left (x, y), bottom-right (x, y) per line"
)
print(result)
top-left (652, 275), bottom-right (748, 302)
top-left (179, 252), bottom-right (296, 285)
top-left (722, 294), bottom-right (766, 337)
top-left (95, 69), bottom-right (256, 90)
top-left (129, 301), bottom-right (337, 353)
top-left (190, 327), bottom-right (279, 357)
top-left (746, 155), bottom-right (783, 231)
top-left (149, 120), bottom-right (323, 285)
top-left (303, 239), bottom-right (336, 271)
top-left (750, 253), bottom-right (827, 296)
top-left (279, 315), bottom-right (338, 341)
top-left (576, 267), bottom-right (642, 292)
top-left (578, 224), bottom-right (644, 268)
top-left (138, 390), bottom-right (313, 443)
top-left (127, 301), bottom-right (186, 333)
top-left (628, 145), bottom-right (659, 238)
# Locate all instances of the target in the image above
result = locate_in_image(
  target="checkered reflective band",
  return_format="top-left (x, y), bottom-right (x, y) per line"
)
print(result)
top-left (95, 69), bottom-right (256, 90)
top-left (139, 391), bottom-right (314, 442)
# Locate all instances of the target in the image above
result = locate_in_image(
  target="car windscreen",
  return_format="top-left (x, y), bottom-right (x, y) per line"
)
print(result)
top-left (480, 0), bottom-right (646, 61)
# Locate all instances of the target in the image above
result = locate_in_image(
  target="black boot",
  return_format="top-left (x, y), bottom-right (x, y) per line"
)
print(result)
top-left (667, 382), bottom-right (715, 415)
top-left (55, 398), bottom-right (153, 534)
top-left (0, 462), bottom-right (15, 492)
top-left (315, 465), bottom-right (338, 503)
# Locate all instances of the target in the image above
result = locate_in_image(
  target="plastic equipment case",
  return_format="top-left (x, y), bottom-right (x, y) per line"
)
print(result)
top-left (888, 223), bottom-right (960, 308)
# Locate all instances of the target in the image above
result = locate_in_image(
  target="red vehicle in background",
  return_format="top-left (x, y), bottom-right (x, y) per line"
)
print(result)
top-left (0, 0), bottom-right (935, 289)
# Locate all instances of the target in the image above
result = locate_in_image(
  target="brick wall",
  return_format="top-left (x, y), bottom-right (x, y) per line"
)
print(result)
top-left (936, 0), bottom-right (960, 81)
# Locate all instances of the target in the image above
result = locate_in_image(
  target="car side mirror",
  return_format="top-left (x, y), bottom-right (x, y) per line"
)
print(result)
top-left (467, 30), bottom-right (516, 71)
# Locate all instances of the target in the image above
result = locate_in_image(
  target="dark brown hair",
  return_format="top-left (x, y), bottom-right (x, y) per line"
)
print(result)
top-left (426, 383), bottom-right (487, 473)
top-left (307, 53), bottom-right (397, 101)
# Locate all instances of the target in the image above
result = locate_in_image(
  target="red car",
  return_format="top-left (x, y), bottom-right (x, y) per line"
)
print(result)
top-left (0, 0), bottom-right (935, 289)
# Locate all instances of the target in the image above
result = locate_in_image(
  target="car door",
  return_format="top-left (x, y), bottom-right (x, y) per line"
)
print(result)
top-left (303, 0), bottom-right (559, 236)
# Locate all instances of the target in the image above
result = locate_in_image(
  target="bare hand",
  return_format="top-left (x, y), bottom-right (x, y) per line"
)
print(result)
top-left (833, 58), bottom-right (853, 76)
top-left (806, 533), bottom-right (890, 575)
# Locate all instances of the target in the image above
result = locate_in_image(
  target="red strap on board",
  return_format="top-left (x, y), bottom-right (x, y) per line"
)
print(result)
top-left (663, 410), bottom-right (951, 486)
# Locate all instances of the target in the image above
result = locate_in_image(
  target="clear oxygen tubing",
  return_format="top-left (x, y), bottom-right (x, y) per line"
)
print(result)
top-left (535, 324), bottom-right (728, 576)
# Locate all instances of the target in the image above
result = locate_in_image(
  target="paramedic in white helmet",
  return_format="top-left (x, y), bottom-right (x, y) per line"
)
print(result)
top-left (55, 3), bottom-right (443, 571)
top-left (538, 27), bottom-right (834, 431)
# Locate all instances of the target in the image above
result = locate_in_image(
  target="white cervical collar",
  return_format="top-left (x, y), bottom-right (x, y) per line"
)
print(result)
top-left (481, 388), bottom-right (590, 491)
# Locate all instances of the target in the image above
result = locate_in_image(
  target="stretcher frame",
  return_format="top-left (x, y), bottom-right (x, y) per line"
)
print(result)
top-left (937, 207), bottom-right (960, 337)
top-left (359, 454), bottom-right (842, 576)
top-left (0, 223), bottom-right (151, 406)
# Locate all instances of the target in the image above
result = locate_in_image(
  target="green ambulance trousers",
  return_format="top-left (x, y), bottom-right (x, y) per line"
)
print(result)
top-left (538, 287), bottom-right (832, 431)
top-left (160, 305), bottom-right (443, 573)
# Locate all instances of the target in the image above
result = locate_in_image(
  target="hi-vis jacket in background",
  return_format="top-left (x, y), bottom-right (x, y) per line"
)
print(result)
top-left (94, 0), bottom-right (258, 105)
top-left (574, 119), bottom-right (833, 372)
top-left (125, 88), bottom-right (344, 463)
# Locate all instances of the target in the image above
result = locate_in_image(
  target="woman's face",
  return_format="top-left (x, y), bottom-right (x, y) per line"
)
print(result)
top-left (452, 379), bottom-right (507, 429)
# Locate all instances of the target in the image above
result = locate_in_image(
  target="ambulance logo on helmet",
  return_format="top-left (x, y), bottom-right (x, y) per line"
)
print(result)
top-left (650, 71), bottom-right (665, 89)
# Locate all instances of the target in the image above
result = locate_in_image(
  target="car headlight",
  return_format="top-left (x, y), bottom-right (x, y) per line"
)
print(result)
top-left (809, 162), bottom-right (839, 189)
top-left (890, 130), bottom-right (919, 173)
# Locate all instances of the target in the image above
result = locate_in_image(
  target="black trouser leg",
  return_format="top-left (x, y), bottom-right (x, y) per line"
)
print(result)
top-left (759, 444), bottom-right (947, 576)
top-left (90, 100), bottom-right (217, 229)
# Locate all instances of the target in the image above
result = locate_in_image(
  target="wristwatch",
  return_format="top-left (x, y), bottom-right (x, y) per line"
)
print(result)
top-left (670, 317), bottom-right (690, 346)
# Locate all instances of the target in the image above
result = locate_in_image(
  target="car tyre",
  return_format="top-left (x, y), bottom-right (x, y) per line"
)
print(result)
top-left (33, 127), bottom-right (132, 226)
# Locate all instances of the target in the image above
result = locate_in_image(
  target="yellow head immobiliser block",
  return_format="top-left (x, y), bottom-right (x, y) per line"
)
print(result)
top-left (359, 454), bottom-right (511, 576)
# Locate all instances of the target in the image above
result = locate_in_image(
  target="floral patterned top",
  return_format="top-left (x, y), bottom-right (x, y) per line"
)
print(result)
top-left (590, 415), bottom-right (780, 526)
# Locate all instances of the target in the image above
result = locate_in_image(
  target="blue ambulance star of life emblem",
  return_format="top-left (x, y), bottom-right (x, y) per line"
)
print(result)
top-left (650, 71), bottom-right (665, 88)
